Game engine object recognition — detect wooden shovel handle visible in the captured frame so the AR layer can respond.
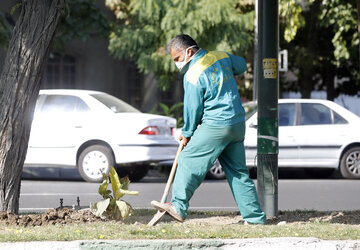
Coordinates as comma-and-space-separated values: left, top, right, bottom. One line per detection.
160, 141, 185, 203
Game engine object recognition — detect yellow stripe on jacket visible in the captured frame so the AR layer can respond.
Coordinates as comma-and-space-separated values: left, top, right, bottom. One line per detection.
186, 51, 229, 85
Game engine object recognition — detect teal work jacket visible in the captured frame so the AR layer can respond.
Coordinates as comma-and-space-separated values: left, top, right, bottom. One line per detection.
181, 49, 247, 138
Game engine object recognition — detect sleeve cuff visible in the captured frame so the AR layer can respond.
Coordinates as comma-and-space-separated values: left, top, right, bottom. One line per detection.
181, 130, 194, 138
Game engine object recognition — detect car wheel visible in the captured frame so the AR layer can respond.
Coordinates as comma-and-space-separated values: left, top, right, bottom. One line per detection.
340, 146, 360, 179
116, 165, 149, 182
78, 145, 114, 182
207, 160, 226, 179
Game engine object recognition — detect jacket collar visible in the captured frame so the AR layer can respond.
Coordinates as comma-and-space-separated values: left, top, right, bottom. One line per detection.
180, 49, 207, 75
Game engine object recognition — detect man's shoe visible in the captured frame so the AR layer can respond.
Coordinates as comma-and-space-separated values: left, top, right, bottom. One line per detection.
244, 220, 253, 225
151, 200, 184, 222
243, 220, 265, 225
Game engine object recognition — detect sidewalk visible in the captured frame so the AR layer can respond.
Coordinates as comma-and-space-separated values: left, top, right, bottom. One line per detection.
1, 238, 360, 250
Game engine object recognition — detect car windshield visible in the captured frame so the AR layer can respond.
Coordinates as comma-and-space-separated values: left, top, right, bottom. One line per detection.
91, 93, 140, 113
243, 102, 257, 121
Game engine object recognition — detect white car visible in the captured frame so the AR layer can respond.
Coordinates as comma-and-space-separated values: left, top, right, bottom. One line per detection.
24, 89, 178, 182
205, 99, 360, 179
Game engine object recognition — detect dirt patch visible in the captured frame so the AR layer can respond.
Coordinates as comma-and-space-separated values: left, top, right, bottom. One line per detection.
182, 210, 360, 226
0, 208, 359, 227
0, 208, 105, 227
270, 210, 360, 225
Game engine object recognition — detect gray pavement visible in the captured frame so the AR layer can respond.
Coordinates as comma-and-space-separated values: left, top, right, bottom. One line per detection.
20, 171, 360, 212
1, 238, 360, 250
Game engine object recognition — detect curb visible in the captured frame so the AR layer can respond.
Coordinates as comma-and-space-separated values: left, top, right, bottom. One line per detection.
1, 238, 360, 250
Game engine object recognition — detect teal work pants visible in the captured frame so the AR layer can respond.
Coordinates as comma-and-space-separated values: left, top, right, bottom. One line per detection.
171, 121, 266, 224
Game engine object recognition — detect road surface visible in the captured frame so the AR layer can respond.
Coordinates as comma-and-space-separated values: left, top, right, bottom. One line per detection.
19, 172, 360, 213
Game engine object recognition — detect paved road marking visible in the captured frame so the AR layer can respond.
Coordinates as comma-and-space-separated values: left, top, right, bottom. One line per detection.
20, 193, 97, 196
19, 206, 238, 212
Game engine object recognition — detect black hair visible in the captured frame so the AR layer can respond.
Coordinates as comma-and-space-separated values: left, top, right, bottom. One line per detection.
167, 34, 199, 54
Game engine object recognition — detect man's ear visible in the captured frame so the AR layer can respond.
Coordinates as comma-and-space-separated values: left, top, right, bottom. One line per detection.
188, 48, 196, 57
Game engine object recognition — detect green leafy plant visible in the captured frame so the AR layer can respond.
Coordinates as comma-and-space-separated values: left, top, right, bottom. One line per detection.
158, 102, 184, 128
0, 12, 13, 49
91, 166, 139, 220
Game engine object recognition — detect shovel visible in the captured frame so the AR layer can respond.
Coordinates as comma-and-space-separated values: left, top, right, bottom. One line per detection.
147, 141, 184, 226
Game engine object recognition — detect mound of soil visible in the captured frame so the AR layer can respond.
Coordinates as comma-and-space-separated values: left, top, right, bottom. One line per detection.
271, 210, 360, 225
0, 208, 104, 227
182, 210, 360, 226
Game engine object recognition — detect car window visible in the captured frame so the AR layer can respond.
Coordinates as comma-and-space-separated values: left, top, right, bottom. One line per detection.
75, 98, 90, 112
279, 103, 296, 126
243, 102, 257, 121
34, 95, 43, 112
41, 95, 89, 113
300, 103, 332, 125
91, 93, 140, 113
333, 111, 348, 124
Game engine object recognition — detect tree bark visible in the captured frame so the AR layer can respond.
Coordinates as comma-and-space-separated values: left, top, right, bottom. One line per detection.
325, 64, 335, 101
357, 0, 360, 73
0, 0, 64, 213
298, 1, 320, 99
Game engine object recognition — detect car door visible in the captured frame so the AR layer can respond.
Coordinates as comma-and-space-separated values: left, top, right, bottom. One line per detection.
244, 113, 258, 167
245, 103, 299, 167
26, 94, 90, 166
277, 103, 300, 166
295, 102, 347, 168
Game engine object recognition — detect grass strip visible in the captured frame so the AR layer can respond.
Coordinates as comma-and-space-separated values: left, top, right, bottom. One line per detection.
0, 209, 359, 242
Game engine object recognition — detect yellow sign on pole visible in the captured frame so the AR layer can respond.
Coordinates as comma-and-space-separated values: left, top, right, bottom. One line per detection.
263, 58, 277, 79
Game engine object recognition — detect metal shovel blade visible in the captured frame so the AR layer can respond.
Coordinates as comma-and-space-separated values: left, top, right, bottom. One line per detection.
147, 142, 184, 226
147, 210, 166, 226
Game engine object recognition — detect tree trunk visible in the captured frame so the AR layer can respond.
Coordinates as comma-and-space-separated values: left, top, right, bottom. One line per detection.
325, 65, 336, 101
299, 73, 312, 99
298, 1, 320, 99
357, 0, 360, 73
0, 0, 64, 213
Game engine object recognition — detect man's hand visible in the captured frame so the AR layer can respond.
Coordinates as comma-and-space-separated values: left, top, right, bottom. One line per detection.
179, 134, 191, 146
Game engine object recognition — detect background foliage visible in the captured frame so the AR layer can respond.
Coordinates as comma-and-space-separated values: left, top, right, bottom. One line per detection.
0, 11, 13, 49
0, 0, 110, 52
280, 0, 359, 99
106, 0, 359, 100
1, 0, 359, 100
54, 0, 110, 52
106, 0, 254, 90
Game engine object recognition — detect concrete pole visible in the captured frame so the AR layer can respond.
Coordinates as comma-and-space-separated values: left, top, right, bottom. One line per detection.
256, 0, 279, 218
253, 0, 258, 101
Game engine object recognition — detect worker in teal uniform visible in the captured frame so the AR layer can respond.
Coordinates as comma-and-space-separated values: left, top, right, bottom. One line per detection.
152, 34, 266, 224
